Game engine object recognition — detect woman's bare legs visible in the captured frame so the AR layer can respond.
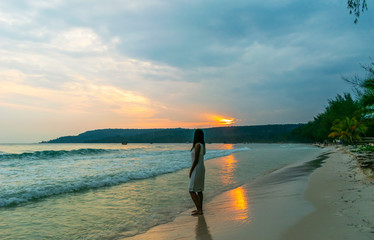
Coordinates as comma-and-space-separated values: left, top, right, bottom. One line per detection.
190, 191, 203, 215
198, 191, 203, 212
190, 192, 200, 210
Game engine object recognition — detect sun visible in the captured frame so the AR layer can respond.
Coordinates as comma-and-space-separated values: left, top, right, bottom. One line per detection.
209, 115, 236, 126
219, 118, 234, 125
205, 114, 237, 126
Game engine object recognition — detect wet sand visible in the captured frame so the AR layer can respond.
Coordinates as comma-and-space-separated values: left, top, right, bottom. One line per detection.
124, 147, 374, 240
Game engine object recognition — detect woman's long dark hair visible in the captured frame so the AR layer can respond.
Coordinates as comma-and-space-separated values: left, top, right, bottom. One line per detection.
191, 129, 206, 154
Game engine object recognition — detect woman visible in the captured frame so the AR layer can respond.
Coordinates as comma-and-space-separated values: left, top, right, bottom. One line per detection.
189, 129, 206, 216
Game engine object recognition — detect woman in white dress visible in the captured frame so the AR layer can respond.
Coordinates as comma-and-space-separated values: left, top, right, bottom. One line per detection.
189, 129, 206, 216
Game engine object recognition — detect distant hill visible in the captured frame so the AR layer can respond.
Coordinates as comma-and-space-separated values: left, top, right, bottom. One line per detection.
41, 124, 302, 143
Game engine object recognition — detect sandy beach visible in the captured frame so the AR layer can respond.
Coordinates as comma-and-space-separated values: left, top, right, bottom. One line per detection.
125, 146, 374, 240
282, 147, 374, 240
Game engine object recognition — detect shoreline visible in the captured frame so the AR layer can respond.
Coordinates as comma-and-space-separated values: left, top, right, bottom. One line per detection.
124, 146, 374, 240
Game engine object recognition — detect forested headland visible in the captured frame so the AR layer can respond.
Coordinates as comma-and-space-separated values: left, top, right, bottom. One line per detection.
42, 124, 301, 144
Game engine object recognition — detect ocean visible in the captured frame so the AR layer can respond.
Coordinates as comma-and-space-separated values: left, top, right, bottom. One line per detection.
0, 143, 324, 239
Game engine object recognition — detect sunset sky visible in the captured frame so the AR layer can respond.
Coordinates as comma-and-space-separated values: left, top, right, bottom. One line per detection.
0, 0, 373, 143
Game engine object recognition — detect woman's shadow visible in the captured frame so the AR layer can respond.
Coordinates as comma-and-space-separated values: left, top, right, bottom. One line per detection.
195, 215, 213, 240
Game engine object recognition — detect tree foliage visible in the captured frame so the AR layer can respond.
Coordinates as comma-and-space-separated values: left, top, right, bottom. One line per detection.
344, 60, 374, 115
359, 63, 374, 109
361, 78, 374, 107
290, 93, 363, 142
328, 117, 367, 144
348, 0, 368, 23
344, 60, 374, 97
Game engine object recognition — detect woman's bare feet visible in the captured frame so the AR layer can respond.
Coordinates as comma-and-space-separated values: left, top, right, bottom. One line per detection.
191, 210, 203, 216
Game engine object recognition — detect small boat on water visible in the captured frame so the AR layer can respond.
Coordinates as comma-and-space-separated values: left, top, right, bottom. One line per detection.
121, 141, 128, 145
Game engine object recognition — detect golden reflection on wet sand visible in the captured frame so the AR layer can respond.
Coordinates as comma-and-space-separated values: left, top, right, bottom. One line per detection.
219, 146, 251, 221
230, 186, 251, 222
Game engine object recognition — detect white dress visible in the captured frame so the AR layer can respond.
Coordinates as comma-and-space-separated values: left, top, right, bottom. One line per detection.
189, 143, 205, 192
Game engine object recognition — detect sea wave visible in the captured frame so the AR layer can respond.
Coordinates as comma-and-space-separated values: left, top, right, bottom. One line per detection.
0, 148, 120, 161
0, 147, 249, 207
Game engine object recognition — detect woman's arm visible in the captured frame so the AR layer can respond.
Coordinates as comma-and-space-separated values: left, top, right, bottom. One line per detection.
189, 143, 201, 178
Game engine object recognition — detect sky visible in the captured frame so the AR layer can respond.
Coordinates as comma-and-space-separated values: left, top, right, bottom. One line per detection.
0, 0, 373, 143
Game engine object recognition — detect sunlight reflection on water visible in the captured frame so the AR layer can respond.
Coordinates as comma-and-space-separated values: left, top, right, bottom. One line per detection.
221, 154, 237, 186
